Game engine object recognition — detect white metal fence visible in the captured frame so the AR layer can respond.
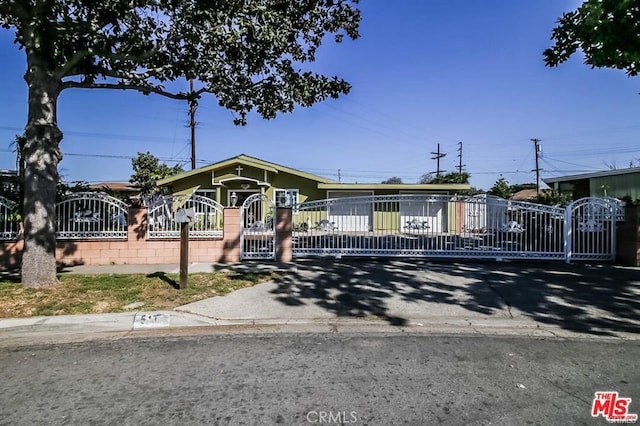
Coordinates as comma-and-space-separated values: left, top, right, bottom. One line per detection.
0, 195, 19, 241
240, 193, 276, 259
147, 194, 223, 239
55, 192, 129, 240
566, 197, 619, 261
292, 194, 621, 261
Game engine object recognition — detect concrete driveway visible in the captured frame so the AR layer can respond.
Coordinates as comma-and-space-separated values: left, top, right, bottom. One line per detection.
178, 258, 640, 339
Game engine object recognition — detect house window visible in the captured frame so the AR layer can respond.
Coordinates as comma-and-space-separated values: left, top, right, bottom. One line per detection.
195, 190, 216, 200
275, 189, 299, 211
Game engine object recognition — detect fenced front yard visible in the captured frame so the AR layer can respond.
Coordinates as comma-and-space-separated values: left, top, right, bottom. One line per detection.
0, 192, 635, 268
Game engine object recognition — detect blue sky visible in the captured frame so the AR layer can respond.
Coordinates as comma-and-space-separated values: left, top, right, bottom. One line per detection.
1, 0, 639, 190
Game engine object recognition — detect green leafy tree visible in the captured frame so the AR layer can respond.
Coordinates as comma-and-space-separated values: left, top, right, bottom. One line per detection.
488, 177, 512, 199
0, 0, 360, 286
430, 172, 470, 184
535, 190, 572, 207
418, 171, 470, 184
417, 173, 434, 184
509, 183, 537, 193
130, 152, 183, 196
381, 176, 403, 184
544, 0, 640, 76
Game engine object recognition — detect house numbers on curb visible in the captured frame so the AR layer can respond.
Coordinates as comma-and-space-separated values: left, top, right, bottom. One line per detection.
133, 313, 171, 330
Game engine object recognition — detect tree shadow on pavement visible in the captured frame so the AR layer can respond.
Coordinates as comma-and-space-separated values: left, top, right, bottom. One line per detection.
267, 258, 640, 336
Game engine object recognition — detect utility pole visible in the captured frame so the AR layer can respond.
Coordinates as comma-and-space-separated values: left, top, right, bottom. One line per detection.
531, 138, 542, 194
456, 141, 465, 174
338, 169, 341, 182
188, 79, 198, 170
431, 143, 446, 176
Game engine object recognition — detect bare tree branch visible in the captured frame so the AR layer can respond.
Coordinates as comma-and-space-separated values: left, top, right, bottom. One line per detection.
60, 80, 196, 100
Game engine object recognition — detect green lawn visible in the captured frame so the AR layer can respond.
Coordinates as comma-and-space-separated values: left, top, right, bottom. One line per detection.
0, 271, 276, 318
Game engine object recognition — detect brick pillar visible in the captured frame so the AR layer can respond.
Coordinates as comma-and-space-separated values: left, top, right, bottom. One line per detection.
222, 207, 241, 263
616, 204, 640, 266
275, 208, 293, 262
128, 207, 148, 241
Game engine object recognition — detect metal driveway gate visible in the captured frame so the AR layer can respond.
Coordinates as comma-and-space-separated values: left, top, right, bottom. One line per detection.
565, 197, 619, 262
240, 193, 276, 260
291, 194, 621, 262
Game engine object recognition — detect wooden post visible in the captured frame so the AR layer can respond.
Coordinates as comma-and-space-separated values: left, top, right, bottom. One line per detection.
180, 222, 189, 289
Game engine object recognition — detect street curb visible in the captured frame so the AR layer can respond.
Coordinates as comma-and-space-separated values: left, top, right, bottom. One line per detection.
1, 310, 639, 348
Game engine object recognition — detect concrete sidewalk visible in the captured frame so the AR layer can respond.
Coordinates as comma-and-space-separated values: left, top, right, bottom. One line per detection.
1, 259, 639, 346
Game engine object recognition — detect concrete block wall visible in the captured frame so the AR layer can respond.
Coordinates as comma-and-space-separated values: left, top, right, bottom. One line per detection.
1, 207, 246, 270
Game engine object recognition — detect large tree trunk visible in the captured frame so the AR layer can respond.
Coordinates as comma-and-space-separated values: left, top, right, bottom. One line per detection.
21, 55, 63, 287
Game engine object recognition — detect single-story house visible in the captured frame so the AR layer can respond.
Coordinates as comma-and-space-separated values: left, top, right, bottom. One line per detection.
157, 154, 471, 206
543, 167, 640, 201
156, 154, 471, 232
510, 189, 538, 202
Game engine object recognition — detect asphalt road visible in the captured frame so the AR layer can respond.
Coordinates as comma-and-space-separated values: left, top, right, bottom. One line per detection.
1, 333, 638, 425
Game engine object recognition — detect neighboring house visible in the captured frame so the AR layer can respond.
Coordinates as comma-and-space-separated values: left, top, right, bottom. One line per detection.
510, 189, 538, 202
157, 154, 471, 206
88, 182, 141, 200
0, 169, 19, 186
543, 168, 640, 201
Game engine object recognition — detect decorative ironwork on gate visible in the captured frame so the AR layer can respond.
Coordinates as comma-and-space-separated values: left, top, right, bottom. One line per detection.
56, 192, 129, 240
565, 197, 618, 261
147, 195, 223, 239
240, 193, 276, 260
0, 195, 19, 241
291, 194, 621, 262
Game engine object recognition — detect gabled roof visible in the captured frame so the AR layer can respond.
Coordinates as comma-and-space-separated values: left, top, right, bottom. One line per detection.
157, 154, 336, 186
543, 167, 640, 184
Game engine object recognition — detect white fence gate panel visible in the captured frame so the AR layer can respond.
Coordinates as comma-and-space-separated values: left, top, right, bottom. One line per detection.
0, 195, 19, 240
240, 193, 276, 260
292, 195, 618, 262
566, 197, 617, 261
147, 195, 223, 239
56, 192, 129, 240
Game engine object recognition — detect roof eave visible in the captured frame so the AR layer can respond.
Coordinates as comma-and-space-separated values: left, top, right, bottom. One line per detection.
317, 183, 471, 190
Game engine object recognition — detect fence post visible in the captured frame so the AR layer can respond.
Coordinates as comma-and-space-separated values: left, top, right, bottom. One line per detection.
564, 205, 572, 263
128, 206, 148, 241
222, 207, 241, 262
275, 207, 292, 262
